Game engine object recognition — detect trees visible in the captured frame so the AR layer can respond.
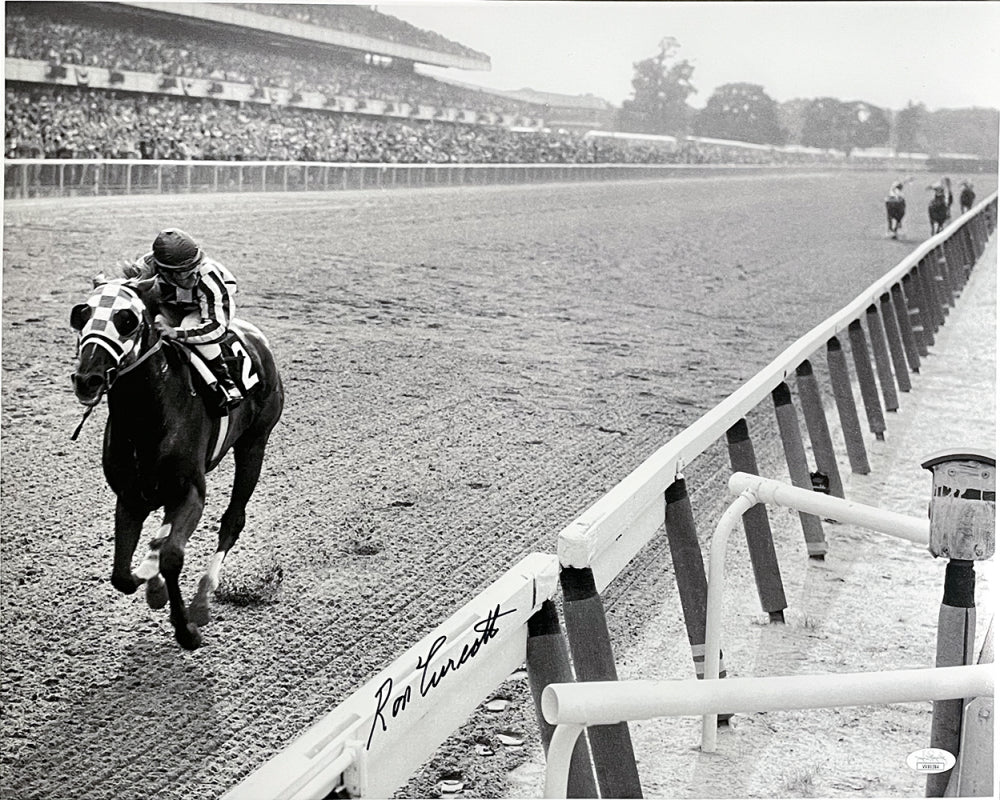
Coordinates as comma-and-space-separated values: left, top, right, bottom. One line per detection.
693, 82, 786, 145
847, 101, 891, 150
800, 97, 889, 154
895, 101, 926, 153
619, 37, 697, 136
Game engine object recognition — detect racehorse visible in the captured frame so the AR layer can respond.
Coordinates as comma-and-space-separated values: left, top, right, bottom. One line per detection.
960, 181, 976, 214
885, 184, 906, 239
70, 277, 284, 650
928, 185, 949, 235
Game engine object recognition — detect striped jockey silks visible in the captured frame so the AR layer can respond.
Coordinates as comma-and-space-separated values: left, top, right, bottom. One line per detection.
146, 255, 237, 346
78, 282, 145, 361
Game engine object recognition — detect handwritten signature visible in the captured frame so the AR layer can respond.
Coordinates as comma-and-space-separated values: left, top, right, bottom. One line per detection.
367, 602, 517, 749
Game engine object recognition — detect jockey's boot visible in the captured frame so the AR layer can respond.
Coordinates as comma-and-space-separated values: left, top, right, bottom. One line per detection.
206, 355, 242, 410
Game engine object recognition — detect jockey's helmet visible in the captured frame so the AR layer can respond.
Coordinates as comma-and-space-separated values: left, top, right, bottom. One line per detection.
152, 228, 203, 272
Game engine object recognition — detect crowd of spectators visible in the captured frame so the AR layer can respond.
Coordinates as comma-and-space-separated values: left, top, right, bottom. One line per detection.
235, 3, 489, 63
4, 7, 839, 168
5, 85, 797, 166
5, 6, 539, 117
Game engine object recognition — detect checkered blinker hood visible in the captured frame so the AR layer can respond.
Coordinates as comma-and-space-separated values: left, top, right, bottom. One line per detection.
71, 282, 147, 363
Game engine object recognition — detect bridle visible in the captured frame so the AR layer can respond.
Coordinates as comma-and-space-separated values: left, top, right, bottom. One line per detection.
71, 282, 163, 439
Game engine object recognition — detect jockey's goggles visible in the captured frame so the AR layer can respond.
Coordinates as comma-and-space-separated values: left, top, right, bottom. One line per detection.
153, 248, 203, 273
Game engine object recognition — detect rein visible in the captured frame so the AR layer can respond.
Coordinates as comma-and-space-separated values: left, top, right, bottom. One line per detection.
70, 337, 165, 441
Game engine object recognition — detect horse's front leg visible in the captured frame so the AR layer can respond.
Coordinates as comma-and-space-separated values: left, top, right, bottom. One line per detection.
160, 484, 206, 651
111, 500, 150, 595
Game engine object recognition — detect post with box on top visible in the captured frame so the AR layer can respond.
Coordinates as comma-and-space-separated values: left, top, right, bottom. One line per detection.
921, 448, 995, 797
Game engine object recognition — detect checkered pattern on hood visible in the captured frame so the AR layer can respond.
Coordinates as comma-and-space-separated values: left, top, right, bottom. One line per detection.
77, 282, 147, 362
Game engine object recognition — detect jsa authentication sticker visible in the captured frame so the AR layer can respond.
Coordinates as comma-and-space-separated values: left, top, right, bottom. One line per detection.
906, 748, 956, 774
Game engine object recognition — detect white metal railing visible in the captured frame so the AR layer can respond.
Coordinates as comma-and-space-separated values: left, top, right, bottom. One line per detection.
557, 193, 997, 592
2, 158, 856, 200
540, 664, 994, 798
702, 472, 930, 750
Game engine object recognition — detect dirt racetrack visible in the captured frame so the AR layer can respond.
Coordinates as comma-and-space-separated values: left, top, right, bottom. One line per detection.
3, 169, 995, 800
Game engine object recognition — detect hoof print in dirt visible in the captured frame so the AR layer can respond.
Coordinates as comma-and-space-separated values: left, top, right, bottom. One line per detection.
436, 770, 465, 797
214, 561, 284, 607
483, 696, 510, 713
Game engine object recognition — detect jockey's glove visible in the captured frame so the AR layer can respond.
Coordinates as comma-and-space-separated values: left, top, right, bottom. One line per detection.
154, 315, 183, 341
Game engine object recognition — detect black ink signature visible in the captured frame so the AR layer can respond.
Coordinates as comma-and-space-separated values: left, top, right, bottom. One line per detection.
366, 603, 517, 750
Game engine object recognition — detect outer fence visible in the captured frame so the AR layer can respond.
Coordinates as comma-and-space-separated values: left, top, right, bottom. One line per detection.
3, 158, 882, 200
542, 470, 994, 798
224, 192, 995, 798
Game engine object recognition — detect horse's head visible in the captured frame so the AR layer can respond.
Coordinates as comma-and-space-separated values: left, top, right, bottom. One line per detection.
70, 278, 160, 406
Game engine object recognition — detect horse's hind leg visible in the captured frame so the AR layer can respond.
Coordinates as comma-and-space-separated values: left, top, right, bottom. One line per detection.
188, 435, 273, 627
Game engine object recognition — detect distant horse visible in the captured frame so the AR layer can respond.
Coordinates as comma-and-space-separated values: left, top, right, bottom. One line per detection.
70, 278, 284, 650
960, 182, 976, 214
885, 185, 906, 238
928, 186, 949, 235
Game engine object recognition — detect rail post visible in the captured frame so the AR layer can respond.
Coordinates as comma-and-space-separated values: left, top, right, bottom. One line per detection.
726, 419, 787, 621
919, 255, 946, 332
559, 567, 643, 798
866, 304, 899, 412
771, 382, 828, 556
795, 359, 846, 498
935, 245, 956, 311
526, 600, 598, 798
880, 292, 912, 392
825, 338, 870, 474
913, 261, 939, 344
848, 319, 887, 440
903, 272, 931, 356
664, 477, 734, 695
921, 448, 996, 797
891, 281, 921, 372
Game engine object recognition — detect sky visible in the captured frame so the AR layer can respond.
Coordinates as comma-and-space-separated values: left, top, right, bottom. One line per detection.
378, 1, 1000, 112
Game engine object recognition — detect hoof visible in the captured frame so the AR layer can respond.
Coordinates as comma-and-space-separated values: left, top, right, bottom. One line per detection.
187, 594, 211, 628
174, 622, 203, 651
145, 576, 168, 610
112, 573, 141, 595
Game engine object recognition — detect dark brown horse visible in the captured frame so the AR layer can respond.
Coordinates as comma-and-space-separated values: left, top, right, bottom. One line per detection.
928, 186, 949, 235
70, 278, 284, 649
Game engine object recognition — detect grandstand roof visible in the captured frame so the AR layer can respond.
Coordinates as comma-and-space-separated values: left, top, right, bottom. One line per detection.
498, 88, 613, 110
113, 1, 492, 71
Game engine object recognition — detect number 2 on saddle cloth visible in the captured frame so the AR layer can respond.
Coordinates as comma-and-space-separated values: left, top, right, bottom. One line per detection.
173, 333, 261, 417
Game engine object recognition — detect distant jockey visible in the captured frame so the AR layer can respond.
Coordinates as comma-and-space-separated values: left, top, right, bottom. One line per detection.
124, 228, 243, 409
885, 180, 907, 238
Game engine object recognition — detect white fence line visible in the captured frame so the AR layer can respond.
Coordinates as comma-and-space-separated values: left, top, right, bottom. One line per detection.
557, 192, 997, 591
222, 552, 559, 800
540, 664, 994, 798
2, 157, 890, 200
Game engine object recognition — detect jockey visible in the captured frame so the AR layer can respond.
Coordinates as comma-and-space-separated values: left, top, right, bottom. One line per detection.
126, 228, 243, 409
884, 181, 906, 237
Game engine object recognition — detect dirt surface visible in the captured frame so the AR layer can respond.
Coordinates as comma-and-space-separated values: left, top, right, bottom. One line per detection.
2, 170, 995, 800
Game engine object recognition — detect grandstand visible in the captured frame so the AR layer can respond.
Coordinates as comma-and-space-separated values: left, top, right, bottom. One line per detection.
3, 2, 967, 170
